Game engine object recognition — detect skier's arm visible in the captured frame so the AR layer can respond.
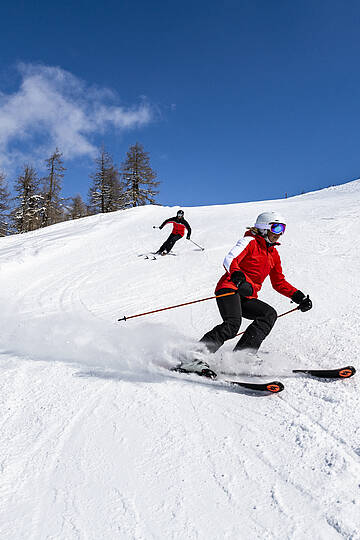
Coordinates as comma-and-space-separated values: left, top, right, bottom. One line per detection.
159, 217, 173, 230
183, 220, 192, 239
269, 252, 297, 298
224, 237, 257, 295
223, 237, 254, 273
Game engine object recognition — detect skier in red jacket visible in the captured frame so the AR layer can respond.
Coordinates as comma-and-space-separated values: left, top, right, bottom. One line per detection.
155, 210, 192, 255
179, 211, 312, 376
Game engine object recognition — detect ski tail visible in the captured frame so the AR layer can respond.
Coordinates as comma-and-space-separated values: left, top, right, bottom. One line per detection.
292, 365, 356, 379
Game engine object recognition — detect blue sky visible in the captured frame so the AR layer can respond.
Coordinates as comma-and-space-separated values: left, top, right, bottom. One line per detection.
1, 0, 360, 207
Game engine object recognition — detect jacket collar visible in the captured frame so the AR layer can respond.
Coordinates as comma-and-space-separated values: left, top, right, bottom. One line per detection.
244, 229, 280, 249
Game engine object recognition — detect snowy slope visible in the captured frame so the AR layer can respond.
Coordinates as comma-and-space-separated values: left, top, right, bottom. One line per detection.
1, 181, 360, 539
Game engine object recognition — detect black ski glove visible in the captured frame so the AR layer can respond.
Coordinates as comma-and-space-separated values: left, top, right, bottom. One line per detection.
238, 281, 253, 297
230, 271, 246, 288
291, 290, 313, 312
231, 271, 253, 296
186, 234, 191, 240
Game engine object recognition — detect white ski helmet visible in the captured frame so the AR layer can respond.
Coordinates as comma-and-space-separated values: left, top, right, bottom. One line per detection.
254, 211, 286, 234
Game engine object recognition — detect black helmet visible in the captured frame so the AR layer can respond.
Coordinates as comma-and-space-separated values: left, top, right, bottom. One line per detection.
177, 209, 184, 217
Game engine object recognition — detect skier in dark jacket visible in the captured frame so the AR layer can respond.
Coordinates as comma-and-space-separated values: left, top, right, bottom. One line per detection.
179, 211, 312, 376
155, 210, 192, 255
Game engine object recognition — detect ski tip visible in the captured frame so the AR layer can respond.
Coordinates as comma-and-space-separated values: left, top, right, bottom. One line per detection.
266, 381, 284, 393
292, 365, 356, 379
339, 366, 356, 378
228, 379, 285, 393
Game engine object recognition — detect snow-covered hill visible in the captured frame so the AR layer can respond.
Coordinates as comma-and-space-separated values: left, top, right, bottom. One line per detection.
1, 181, 360, 539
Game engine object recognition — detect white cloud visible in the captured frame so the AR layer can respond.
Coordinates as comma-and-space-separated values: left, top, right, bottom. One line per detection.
0, 63, 153, 170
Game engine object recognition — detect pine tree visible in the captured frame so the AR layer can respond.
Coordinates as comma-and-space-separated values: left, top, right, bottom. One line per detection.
0, 172, 10, 236
41, 148, 66, 227
88, 147, 124, 214
11, 165, 42, 233
67, 194, 88, 220
121, 142, 160, 207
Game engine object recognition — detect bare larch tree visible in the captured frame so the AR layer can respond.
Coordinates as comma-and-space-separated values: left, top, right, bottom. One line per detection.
88, 146, 124, 214
67, 194, 88, 220
41, 148, 66, 227
121, 142, 160, 207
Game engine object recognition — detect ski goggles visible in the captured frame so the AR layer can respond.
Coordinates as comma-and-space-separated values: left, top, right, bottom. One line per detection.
269, 222, 286, 234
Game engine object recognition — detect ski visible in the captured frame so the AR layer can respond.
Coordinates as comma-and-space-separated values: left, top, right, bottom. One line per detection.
137, 252, 176, 260
224, 379, 284, 393
171, 366, 284, 393
169, 363, 355, 395
292, 365, 356, 379
137, 253, 157, 260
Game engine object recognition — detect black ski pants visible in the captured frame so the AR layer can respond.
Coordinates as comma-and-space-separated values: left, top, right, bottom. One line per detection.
199, 288, 277, 354
158, 233, 182, 254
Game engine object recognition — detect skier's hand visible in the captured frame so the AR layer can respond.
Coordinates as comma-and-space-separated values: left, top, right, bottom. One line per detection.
186, 235, 191, 240
291, 290, 313, 312
230, 271, 246, 288
299, 295, 312, 312
238, 281, 253, 297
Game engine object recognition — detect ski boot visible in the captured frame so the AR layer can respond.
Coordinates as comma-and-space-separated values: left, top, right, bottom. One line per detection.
173, 359, 217, 379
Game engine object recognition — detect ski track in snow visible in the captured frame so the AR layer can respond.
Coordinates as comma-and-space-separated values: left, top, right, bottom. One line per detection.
1, 185, 360, 538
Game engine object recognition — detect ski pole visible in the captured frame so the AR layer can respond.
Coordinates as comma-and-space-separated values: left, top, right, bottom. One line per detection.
118, 291, 236, 322
189, 239, 205, 251
235, 306, 300, 336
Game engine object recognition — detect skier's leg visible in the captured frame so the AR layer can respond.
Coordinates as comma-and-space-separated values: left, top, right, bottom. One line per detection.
233, 298, 277, 353
177, 288, 240, 375
157, 233, 176, 254
199, 288, 241, 353
164, 234, 182, 253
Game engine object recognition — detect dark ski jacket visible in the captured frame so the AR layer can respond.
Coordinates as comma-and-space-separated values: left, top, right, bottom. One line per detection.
215, 230, 297, 299
159, 216, 191, 239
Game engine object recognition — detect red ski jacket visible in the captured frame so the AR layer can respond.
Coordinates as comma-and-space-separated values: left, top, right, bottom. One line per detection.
215, 230, 297, 299
159, 217, 191, 238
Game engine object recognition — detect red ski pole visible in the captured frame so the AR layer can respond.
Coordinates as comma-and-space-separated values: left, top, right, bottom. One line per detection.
118, 291, 236, 322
